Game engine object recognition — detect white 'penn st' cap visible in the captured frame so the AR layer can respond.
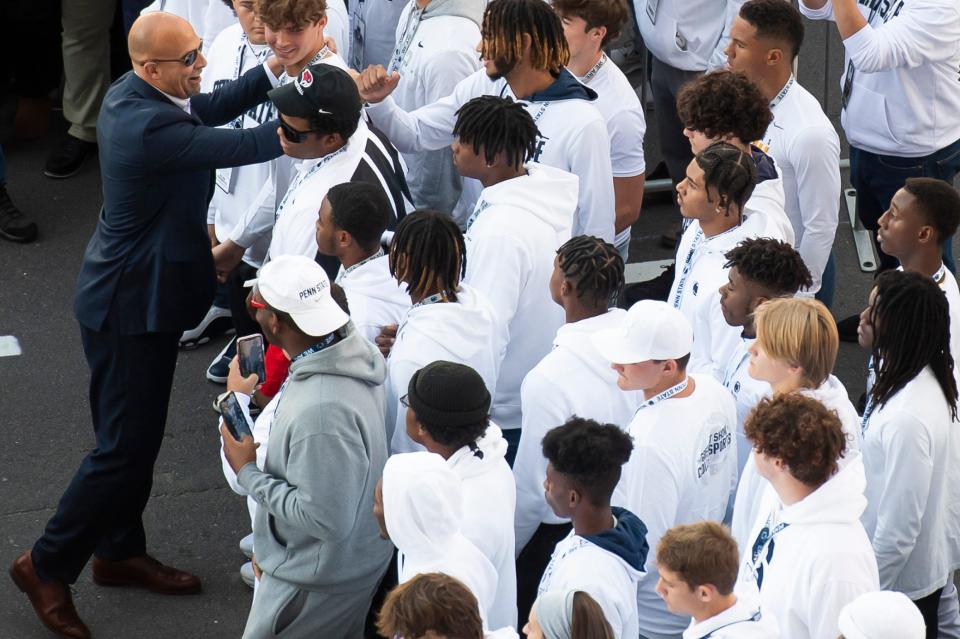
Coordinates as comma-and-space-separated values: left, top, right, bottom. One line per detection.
246, 255, 349, 337
591, 299, 693, 364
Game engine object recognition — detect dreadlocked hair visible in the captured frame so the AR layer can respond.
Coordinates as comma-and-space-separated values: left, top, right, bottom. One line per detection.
389, 210, 466, 302
453, 96, 541, 170
696, 141, 757, 218
556, 235, 624, 308
481, 0, 570, 74
869, 270, 958, 420
724, 237, 812, 295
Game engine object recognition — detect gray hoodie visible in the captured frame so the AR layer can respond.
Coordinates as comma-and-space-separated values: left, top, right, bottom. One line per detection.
237, 322, 392, 591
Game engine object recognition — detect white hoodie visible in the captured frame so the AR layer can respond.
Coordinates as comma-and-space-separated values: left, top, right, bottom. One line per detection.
383, 451, 498, 626
861, 366, 960, 599
388, 284, 505, 452
448, 424, 518, 629
800, 0, 960, 157
464, 163, 578, 431
731, 378, 863, 553
735, 453, 880, 639
336, 255, 411, 344
632, 0, 746, 71
514, 310, 642, 552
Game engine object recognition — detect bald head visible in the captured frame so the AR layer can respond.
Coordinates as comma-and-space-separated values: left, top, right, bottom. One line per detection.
129, 12, 198, 63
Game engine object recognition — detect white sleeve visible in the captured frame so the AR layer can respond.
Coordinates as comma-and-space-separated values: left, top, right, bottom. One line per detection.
870, 415, 935, 589
799, 0, 836, 21
789, 127, 841, 294
228, 174, 276, 249
708, 0, 749, 70
465, 231, 526, 339
842, 0, 960, 72
569, 118, 615, 242
514, 369, 569, 553
607, 108, 646, 178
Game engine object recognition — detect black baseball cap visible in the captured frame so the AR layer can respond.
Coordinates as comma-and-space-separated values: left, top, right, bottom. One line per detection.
268, 63, 362, 120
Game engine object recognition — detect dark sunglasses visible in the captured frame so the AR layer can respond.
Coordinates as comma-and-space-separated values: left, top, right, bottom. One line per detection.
279, 119, 323, 143
151, 41, 204, 66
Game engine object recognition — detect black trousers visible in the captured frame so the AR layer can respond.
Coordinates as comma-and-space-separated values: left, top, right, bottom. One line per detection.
515, 522, 573, 628
31, 321, 179, 584
914, 586, 944, 639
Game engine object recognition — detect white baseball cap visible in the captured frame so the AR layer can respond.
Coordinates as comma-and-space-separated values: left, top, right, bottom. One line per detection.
837, 591, 925, 639
591, 300, 693, 364
246, 255, 349, 337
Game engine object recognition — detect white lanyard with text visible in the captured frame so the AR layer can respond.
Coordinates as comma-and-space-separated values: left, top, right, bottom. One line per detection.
387, 6, 423, 73
336, 248, 384, 284
280, 45, 332, 86
634, 377, 689, 415
700, 610, 763, 639
769, 74, 794, 111
274, 145, 349, 221
230, 35, 271, 129
465, 200, 493, 232
580, 53, 607, 85
671, 227, 704, 309
399, 291, 451, 333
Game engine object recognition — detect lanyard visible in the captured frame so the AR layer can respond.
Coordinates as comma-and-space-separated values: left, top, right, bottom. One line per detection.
269, 332, 341, 430
229, 35, 271, 129
750, 511, 789, 589
336, 248, 384, 284
933, 263, 947, 285
671, 227, 704, 309
465, 200, 493, 232
634, 377, 689, 414
700, 610, 763, 639
531, 101, 550, 123
769, 75, 794, 110
387, 6, 423, 74
280, 45, 332, 86
580, 53, 607, 85
274, 145, 350, 221
411, 291, 452, 310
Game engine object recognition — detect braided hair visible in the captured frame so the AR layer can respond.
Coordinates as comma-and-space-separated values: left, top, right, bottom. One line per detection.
453, 96, 541, 170
389, 210, 466, 302
723, 237, 812, 295
556, 235, 624, 308
696, 142, 757, 219
481, 0, 570, 74
868, 270, 958, 419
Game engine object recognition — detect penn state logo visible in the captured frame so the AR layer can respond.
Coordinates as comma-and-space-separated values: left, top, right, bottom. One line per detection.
734, 381, 741, 393
692, 282, 699, 296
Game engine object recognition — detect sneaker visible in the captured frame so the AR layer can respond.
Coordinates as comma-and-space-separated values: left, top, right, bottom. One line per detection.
239, 561, 255, 589
836, 313, 861, 343
44, 135, 96, 179
179, 305, 233, 349
0, 185, 38, 243
239, 533, 254, 559
206, 337, 237, 384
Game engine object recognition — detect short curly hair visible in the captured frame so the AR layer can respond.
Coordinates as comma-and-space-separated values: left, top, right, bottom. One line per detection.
677, 70, 772, 143
542, 416, 633, 506
724, 238, 812, 296
551, 0, 630, 46
254, 0, 326, 29
377, 573, 484, 639
744, 394, 846, 488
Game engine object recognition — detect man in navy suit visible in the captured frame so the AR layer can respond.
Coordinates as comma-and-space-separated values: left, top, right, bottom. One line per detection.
8, 12, 297, 638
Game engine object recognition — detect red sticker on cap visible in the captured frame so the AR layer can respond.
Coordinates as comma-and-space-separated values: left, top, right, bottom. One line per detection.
300, 69, 313, 88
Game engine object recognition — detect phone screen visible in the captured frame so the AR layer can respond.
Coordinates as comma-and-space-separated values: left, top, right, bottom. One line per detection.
221, 391, 253, 442
237, 334, 267, 384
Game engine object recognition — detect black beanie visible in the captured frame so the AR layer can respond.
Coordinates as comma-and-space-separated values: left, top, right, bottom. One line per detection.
407, 360, 491, 427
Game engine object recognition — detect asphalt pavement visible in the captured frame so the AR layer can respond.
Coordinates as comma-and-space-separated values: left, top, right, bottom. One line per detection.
0, 17, 956, 639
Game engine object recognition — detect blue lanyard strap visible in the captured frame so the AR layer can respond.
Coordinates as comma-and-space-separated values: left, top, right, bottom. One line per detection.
750, 513, 789, 588
387, 6, 423, 74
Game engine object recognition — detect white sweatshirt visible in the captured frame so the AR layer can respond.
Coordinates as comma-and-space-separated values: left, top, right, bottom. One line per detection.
633, 0, 747, 71
514, 310, 642, 552
464, 163, 577, 431
800, 0, 960, 156
861, 366, 960, 598
713, 335, 771, 476
364, 67, 615, 239
734, 453, 880, 639
756, 79, 841, 295
387, 284, 505, 452
740, 173, 795, 246
383, 451, 498, 626
448, 425, 518, 629
537, 508, 649, 639
336, 255, 411, 344
349, 0, 410, 70
390, 2, 482, 213
730, 378, 863, 553
615, 374, 738, 637
683, 598, 780, 639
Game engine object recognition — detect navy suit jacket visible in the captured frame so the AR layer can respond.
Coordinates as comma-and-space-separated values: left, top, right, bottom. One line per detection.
75, 65, 283, 335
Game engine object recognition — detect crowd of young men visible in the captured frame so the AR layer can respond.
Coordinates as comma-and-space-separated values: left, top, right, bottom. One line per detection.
8, 0, 960, 637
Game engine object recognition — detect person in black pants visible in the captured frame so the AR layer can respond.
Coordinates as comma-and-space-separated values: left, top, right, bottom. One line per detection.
7, 13, 297, 639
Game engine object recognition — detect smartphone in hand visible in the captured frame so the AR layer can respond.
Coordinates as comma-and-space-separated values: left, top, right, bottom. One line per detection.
221, 391, 253, 441
237, 334, 267, 384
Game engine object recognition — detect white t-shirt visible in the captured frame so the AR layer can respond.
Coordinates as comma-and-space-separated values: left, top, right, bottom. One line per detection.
800, 0, 960, 156
615, 374, 738, 637
757, 78, 841, 295
683, 599, 780, 639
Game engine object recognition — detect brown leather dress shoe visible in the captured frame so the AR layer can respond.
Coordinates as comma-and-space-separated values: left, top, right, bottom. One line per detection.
9, 550, 91, 639
91, 555, 201, 595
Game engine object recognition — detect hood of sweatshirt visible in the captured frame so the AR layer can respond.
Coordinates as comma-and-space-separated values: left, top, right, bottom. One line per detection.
287, 322, 386, 387
781, 452, 868, 527
751, 146, 779, 184
383, 451, 464, 560
799, 375, 861, 454
447, 422, 508, 479
398, 283, 501, 365
422, 0, 485, 27
553, 309, 629, 379
524, 67, 598, 102
339, 255, 411, 307
581, 507, 649, 573
478, 163, 578, 237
